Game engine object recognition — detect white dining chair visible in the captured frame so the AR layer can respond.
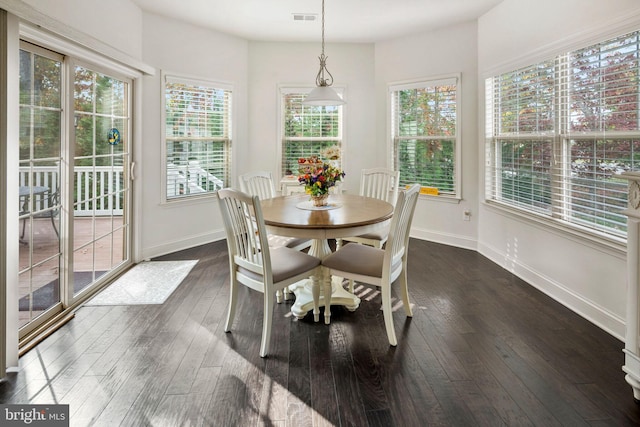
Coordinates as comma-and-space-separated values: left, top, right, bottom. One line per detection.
321, 183, 420, 346
336, 167, 400, 251
239, 171, 313, 302
217, 188, 321, 358
238, 170, 278, 200
336, 168, 400, 294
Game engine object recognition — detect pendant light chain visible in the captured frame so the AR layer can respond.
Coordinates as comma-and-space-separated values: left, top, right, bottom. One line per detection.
321, 0, 325, 57
316, 0, 334, 88
303, 0, 345, 105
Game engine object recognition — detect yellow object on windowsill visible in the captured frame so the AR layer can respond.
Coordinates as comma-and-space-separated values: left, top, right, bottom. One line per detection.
406, 185, 438, 196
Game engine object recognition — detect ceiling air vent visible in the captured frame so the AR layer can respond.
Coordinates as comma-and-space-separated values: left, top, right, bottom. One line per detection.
293, 13, 317, 22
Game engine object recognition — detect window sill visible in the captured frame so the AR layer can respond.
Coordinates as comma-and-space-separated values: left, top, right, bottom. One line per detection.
161, 192, 218, 206
420, 193, 461, 204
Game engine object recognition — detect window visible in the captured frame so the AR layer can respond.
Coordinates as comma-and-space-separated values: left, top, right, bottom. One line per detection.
280, 88, 342, 177
486, 30, 640, 239
390, 76, 460, 196
163, 74, 232, 200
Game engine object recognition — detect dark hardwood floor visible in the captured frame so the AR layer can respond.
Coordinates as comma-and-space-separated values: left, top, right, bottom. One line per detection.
2, 239, 640, 426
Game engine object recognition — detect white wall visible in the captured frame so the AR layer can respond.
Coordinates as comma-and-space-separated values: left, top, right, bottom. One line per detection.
246, 41, 375, 195
20, 0, 143, 59
375, 21, 480, 250
139, 12, 249, 259
478, 0, 640, 339
479, 0, 640, 76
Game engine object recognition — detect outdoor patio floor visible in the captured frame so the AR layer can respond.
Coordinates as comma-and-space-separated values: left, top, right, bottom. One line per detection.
18, 216, 125, 327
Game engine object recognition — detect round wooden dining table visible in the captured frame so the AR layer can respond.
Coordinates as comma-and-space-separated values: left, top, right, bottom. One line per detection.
261, 193, 394, 323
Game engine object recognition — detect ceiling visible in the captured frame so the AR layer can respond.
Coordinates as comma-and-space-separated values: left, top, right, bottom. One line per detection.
131, 0, 504, 43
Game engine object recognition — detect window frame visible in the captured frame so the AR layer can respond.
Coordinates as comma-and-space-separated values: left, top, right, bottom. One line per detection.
161, 71, 233, 203
485, 31, 640, 242
277, 85, 345, 181
389, 74, 462, 200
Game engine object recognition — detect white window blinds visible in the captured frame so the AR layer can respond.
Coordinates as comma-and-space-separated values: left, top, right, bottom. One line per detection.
486, 30, 640, 238
164, 75, 232, 200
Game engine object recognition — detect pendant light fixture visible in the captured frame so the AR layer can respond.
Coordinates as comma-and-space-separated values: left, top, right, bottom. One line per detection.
303, 0, 345, 106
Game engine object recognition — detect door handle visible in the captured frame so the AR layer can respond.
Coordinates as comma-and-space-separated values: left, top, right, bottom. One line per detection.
130, 161, 136, 180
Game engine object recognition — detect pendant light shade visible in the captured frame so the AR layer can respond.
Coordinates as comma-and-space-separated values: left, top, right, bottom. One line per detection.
304, 86, 345, 106
303, 0, 345, 106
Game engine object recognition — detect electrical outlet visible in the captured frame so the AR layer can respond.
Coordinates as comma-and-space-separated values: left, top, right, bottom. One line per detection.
463, 209, 471, 221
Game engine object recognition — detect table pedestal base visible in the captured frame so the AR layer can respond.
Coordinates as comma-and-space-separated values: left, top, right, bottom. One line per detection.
281, 238, 361, 322
289, 276, 360, 322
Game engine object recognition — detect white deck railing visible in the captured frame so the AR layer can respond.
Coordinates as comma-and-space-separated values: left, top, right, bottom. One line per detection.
21, 163, 224, 214
166, 161, 224, 197
19, 166, 124, 216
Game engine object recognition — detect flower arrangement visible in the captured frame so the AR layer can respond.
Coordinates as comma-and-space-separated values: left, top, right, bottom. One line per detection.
297, 151, 345, 200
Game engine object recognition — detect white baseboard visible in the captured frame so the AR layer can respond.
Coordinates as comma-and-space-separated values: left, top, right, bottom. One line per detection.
478, 241, 625, 341
411, 226, 478, 251
141, 229, 226, 261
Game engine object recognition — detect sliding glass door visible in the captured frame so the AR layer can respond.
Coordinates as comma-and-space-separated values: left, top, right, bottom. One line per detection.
17, 42, 133, 336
